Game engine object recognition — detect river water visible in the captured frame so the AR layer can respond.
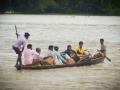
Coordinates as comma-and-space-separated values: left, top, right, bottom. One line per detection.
0, 15, 120, 90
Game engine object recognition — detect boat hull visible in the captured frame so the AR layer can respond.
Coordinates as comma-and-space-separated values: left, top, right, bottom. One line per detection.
15, 57, 105, 70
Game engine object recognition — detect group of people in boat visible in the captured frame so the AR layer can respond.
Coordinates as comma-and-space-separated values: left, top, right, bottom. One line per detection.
12, 32, 106, 67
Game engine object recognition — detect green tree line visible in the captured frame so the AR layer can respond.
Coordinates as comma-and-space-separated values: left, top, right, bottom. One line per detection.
0, 0, 120, 15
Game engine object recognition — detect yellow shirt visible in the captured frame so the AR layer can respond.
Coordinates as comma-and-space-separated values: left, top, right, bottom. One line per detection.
76, 47, 86, 55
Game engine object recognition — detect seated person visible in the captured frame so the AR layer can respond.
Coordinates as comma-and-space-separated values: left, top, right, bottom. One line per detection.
93, 38, 106, 58
64, 45, 80, 62
61, 52, 75, 64
53, 46, 64, 65
100, 38, 106, 56
23, 44, 35, 65
32, 48, 44, 65
40, 45, 55, 65
46, 45, 55, 57
76, 41, 86, 56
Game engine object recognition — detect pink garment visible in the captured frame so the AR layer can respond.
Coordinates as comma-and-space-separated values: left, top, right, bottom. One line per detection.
33, 52, 40, 60
33, 52, 44, 60
13, 34, 27, 49
23, 49, 34, 65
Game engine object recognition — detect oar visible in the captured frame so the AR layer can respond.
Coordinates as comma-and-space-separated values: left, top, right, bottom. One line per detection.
15, 25, 18, 38
105, 56, 111, 62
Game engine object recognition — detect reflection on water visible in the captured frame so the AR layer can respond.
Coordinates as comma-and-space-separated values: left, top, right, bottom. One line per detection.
0, 15, 120, 90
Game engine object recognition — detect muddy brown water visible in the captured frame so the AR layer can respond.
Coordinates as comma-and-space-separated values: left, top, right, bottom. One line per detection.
0, 15, 120, 90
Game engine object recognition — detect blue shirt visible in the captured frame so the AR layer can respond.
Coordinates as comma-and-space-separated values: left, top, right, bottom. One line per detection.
54, 51, 65, 62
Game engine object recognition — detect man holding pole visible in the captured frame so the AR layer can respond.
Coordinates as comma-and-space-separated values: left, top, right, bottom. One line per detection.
12, 26, 30, 67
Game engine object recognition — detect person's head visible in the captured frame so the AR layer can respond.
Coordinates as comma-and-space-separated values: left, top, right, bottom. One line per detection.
36, 48, 41, 53
100, 38, 104, 44
54, 46, 59, 51
79, 41, 83, 48
24, 32, 30, 39
67, 45, 72, 50
48, 45, 53, 51
27, 44, 32, 49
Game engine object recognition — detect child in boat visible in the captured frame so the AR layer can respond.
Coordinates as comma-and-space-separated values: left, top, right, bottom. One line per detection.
32, 48, 44, 65
76, 41, 86, 56
93, 38, 106, 58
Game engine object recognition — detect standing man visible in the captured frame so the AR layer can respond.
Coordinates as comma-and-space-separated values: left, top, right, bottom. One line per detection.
12, 32, 30, 66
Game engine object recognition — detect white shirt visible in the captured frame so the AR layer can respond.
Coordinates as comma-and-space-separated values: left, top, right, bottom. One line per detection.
101, 44, 106, 51
46, 50, 55, 57
13, 34, 27, 49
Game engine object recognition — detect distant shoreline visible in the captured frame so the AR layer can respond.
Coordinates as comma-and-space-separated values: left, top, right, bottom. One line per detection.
0, 13, 120, 16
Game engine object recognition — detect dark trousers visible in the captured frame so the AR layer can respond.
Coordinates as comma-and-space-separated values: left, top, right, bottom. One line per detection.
12, 46, 22, 66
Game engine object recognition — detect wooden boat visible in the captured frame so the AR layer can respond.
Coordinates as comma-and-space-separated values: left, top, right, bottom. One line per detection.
15, 56, 105, 70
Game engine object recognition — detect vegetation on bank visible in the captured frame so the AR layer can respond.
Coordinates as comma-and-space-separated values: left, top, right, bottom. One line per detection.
0, 0, 120, 15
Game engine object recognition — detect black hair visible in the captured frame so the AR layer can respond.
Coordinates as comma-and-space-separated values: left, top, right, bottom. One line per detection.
67, 45, 71, 48
100, 38, 104, 42
79, 41, 83, 44
48, 45, 53, 51
25, 32, 30, 37
54, 46, 59, 51
27, 44, 32, 49
36, 48, 41, 53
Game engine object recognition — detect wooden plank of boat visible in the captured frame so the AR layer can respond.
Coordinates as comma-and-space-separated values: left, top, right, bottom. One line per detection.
15, 56, 105, 70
